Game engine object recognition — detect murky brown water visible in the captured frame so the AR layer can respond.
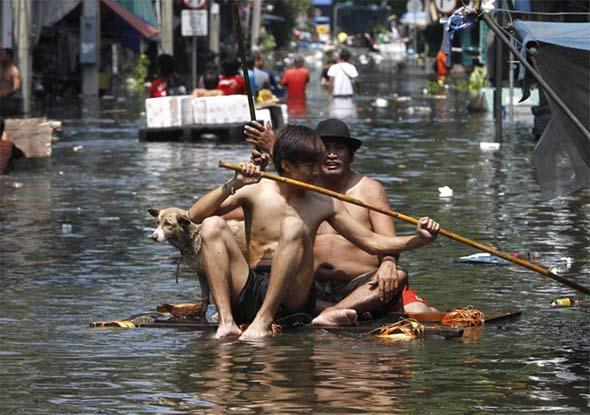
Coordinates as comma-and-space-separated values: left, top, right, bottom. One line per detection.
1, 61, 589, 414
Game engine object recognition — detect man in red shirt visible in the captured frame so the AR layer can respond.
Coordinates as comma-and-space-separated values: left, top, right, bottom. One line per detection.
281, 56, 309, 100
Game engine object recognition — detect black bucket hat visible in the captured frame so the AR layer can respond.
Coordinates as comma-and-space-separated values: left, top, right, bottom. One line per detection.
315, 119, 362, 152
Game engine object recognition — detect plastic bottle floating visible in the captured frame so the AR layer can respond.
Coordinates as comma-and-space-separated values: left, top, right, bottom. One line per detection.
551, 297, 580, 308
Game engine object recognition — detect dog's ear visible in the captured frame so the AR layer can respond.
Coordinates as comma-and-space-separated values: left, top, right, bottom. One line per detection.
177, 213, 192, 227
148, 208, 160, 218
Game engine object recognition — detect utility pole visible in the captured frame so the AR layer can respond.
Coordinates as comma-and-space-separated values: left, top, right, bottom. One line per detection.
209, 2, 220, 65
160, 0, 174, 55
251, 0, 262, 51
80, 0, 100, 112
493, 0, 503, 141
16, 0, 32, 115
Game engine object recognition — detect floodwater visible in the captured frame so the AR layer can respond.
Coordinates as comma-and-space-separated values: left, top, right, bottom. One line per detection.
1, 60, 589, 414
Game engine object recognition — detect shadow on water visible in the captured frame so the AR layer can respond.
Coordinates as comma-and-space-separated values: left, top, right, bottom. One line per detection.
0, 62, 588, 414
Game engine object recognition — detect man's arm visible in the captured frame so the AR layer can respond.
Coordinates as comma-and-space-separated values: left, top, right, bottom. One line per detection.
188, 162, 261, 224
328, 198, 439, 256
363, 180, 401, 301
11, 67, 21, 94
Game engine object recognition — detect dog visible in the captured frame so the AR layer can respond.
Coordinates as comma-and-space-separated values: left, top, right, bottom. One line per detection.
148, 207, 247, 316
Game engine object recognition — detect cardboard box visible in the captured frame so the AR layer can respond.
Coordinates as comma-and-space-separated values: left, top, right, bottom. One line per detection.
146, 96, 194, 128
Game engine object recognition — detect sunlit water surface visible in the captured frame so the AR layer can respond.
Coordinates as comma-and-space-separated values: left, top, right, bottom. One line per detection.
1, 62, 588, 414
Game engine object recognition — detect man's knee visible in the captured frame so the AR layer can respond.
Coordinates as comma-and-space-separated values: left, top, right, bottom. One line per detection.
200, 216, 227, 241
279, 217, 306, 243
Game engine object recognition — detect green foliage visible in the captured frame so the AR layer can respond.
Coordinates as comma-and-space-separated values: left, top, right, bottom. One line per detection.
123, 53, 149, 95
426, 81, 445, 95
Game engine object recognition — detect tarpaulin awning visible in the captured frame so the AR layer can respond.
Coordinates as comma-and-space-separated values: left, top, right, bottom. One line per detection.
101, 0, 159, 38
513, 19, 590, 199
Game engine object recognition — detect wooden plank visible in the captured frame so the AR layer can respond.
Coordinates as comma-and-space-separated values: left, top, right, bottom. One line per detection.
91, 313, 464, 339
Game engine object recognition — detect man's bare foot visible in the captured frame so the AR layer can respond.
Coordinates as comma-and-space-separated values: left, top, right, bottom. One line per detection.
239, 322, 273, 341
404, 301, 439, 313
215, 322, 241, 339
311, 308, 358, 326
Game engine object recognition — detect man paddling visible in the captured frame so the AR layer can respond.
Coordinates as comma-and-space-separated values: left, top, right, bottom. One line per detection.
311, 119, 437, 326
188, 125, 440, 340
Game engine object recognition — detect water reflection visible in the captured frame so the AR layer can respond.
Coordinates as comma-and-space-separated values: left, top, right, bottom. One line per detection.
329, 97, 357, 120
175, 333, 414, 414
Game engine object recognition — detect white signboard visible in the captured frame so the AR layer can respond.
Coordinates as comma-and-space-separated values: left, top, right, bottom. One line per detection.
434, 0, 457, 14
181, 9, 208, 36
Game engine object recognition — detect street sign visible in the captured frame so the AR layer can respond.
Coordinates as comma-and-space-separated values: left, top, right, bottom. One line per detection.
434, 0, 457, 14
181, 9, 208, 37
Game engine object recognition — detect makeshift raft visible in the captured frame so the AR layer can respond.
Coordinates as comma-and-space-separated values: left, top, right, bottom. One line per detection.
1, 117, 60, 174
90, 305, 520, 340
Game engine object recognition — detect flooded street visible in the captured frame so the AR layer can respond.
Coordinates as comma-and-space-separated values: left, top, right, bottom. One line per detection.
1, 63, 589, 414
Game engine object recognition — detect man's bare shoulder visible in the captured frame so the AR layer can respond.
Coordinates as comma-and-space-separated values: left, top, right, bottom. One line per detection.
352, 174, 386, 195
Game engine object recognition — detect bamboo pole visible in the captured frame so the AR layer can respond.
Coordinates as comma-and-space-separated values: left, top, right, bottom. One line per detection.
219, 161, 590, 295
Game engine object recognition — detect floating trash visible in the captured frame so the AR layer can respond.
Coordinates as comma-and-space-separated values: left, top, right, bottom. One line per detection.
550, 297, 580, 308
72, 145, 84, 152
480, 142, 501, 151
374, 98, 388, 108
438, 186, 453, 198
62, 223, 72, 234
9, 182, 22, 189
559, 257, 574, 270
455, 252, 512, 265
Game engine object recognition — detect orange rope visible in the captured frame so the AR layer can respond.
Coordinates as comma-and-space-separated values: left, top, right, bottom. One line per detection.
441, 306, 485, 327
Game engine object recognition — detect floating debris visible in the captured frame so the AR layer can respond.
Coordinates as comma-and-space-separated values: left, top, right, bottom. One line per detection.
551, 297, 579, 308
438, 185, 453, 198
480, 142, 500, 151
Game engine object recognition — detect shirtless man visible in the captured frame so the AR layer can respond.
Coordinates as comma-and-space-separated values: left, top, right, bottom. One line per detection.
188, 125, 440, 340
1, 49, 21, 98
312, 119, 437, 326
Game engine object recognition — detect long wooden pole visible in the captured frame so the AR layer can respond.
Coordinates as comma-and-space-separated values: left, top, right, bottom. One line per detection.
219, 161, 590, 295
231, 0, 256, 121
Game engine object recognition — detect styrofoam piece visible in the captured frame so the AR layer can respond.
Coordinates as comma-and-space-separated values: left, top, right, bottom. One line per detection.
438, 185, 453, 198
192, 95, 250, 125
146, 95, 194, 127
480, 142, 501, 151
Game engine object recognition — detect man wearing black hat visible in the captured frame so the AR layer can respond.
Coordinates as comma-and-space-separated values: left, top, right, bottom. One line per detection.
312, 119, 436, 325
244, 119, 437, 325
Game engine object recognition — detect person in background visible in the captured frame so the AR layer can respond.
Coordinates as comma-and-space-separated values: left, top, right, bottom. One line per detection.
0, 49, 22, 116
1, 49, 21, 98
435, 50, 449, 82
254, 52, 279, 94
327, 49, 358, 98
281, 56, 309, 101
281, 56, 310, 116
149, 54, 187, 98
253, 54, 270, 92
217, 59, 246, 96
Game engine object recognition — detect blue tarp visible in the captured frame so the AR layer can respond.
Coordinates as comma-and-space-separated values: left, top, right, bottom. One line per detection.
514, 20, 590, 52
513, 20, 590, 199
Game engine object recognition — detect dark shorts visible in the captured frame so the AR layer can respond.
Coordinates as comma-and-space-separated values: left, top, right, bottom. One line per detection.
314, 266, 428, 318
233, 267, 316, 325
